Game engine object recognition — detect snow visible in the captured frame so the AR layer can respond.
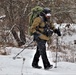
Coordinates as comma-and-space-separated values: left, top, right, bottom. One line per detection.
0, 22, 76, 75
0, 15, 6, 19
0, 47, 76, 75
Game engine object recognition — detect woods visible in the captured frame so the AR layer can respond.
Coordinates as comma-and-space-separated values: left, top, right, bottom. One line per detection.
0, 0, 76, 46
0, 0, 76, 65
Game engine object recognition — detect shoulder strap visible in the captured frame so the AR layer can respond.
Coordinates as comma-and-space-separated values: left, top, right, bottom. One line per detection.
38, 16, 44, 26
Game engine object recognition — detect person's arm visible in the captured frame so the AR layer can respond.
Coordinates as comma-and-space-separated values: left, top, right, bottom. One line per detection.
30, 17, 41, 34
30, 17, 42, 41
50, 22, 61, 36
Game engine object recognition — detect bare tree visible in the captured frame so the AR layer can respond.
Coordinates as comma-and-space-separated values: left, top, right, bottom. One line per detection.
0, 0, 27, 46
0, 0, 76, 47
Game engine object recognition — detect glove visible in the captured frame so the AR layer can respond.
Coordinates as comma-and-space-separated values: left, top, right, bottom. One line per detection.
44, 28, 53, 36
33, 32, 40, 41
48, 29, 53, 36
54, 28, 61, 36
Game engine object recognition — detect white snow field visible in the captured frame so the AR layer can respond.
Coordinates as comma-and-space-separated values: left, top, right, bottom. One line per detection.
0, 47, 76, 75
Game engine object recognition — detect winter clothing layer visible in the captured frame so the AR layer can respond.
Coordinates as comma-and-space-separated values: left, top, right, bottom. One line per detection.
30, 17, 55, 40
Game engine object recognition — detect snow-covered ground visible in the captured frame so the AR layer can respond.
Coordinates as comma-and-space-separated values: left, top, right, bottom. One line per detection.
0, 47, 76, 75
0, 23, 76, 75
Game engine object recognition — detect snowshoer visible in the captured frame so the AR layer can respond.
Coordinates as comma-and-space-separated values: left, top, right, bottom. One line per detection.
30, 7, 61, 70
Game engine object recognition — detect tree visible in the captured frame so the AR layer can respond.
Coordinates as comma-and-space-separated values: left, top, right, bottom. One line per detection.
0, 0, 27, 46
0, 0, 76, 46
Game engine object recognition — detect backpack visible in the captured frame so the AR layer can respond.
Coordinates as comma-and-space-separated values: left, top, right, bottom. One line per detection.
28, 6, 43, 35
29, 6, 43, 26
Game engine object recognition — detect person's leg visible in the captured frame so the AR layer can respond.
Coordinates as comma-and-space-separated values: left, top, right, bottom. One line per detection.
37, 39, 53, 69
32, 46, 42, 69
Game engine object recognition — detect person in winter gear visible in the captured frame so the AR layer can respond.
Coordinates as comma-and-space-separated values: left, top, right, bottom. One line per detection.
30, 7, 61, 69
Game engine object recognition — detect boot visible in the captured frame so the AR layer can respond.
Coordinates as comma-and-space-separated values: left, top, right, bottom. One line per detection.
32, 59, 42, 69
44, 65, 53, 70
32, 64, 42, 69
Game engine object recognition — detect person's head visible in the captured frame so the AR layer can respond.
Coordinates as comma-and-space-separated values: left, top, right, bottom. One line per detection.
42, 7, 51, 19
